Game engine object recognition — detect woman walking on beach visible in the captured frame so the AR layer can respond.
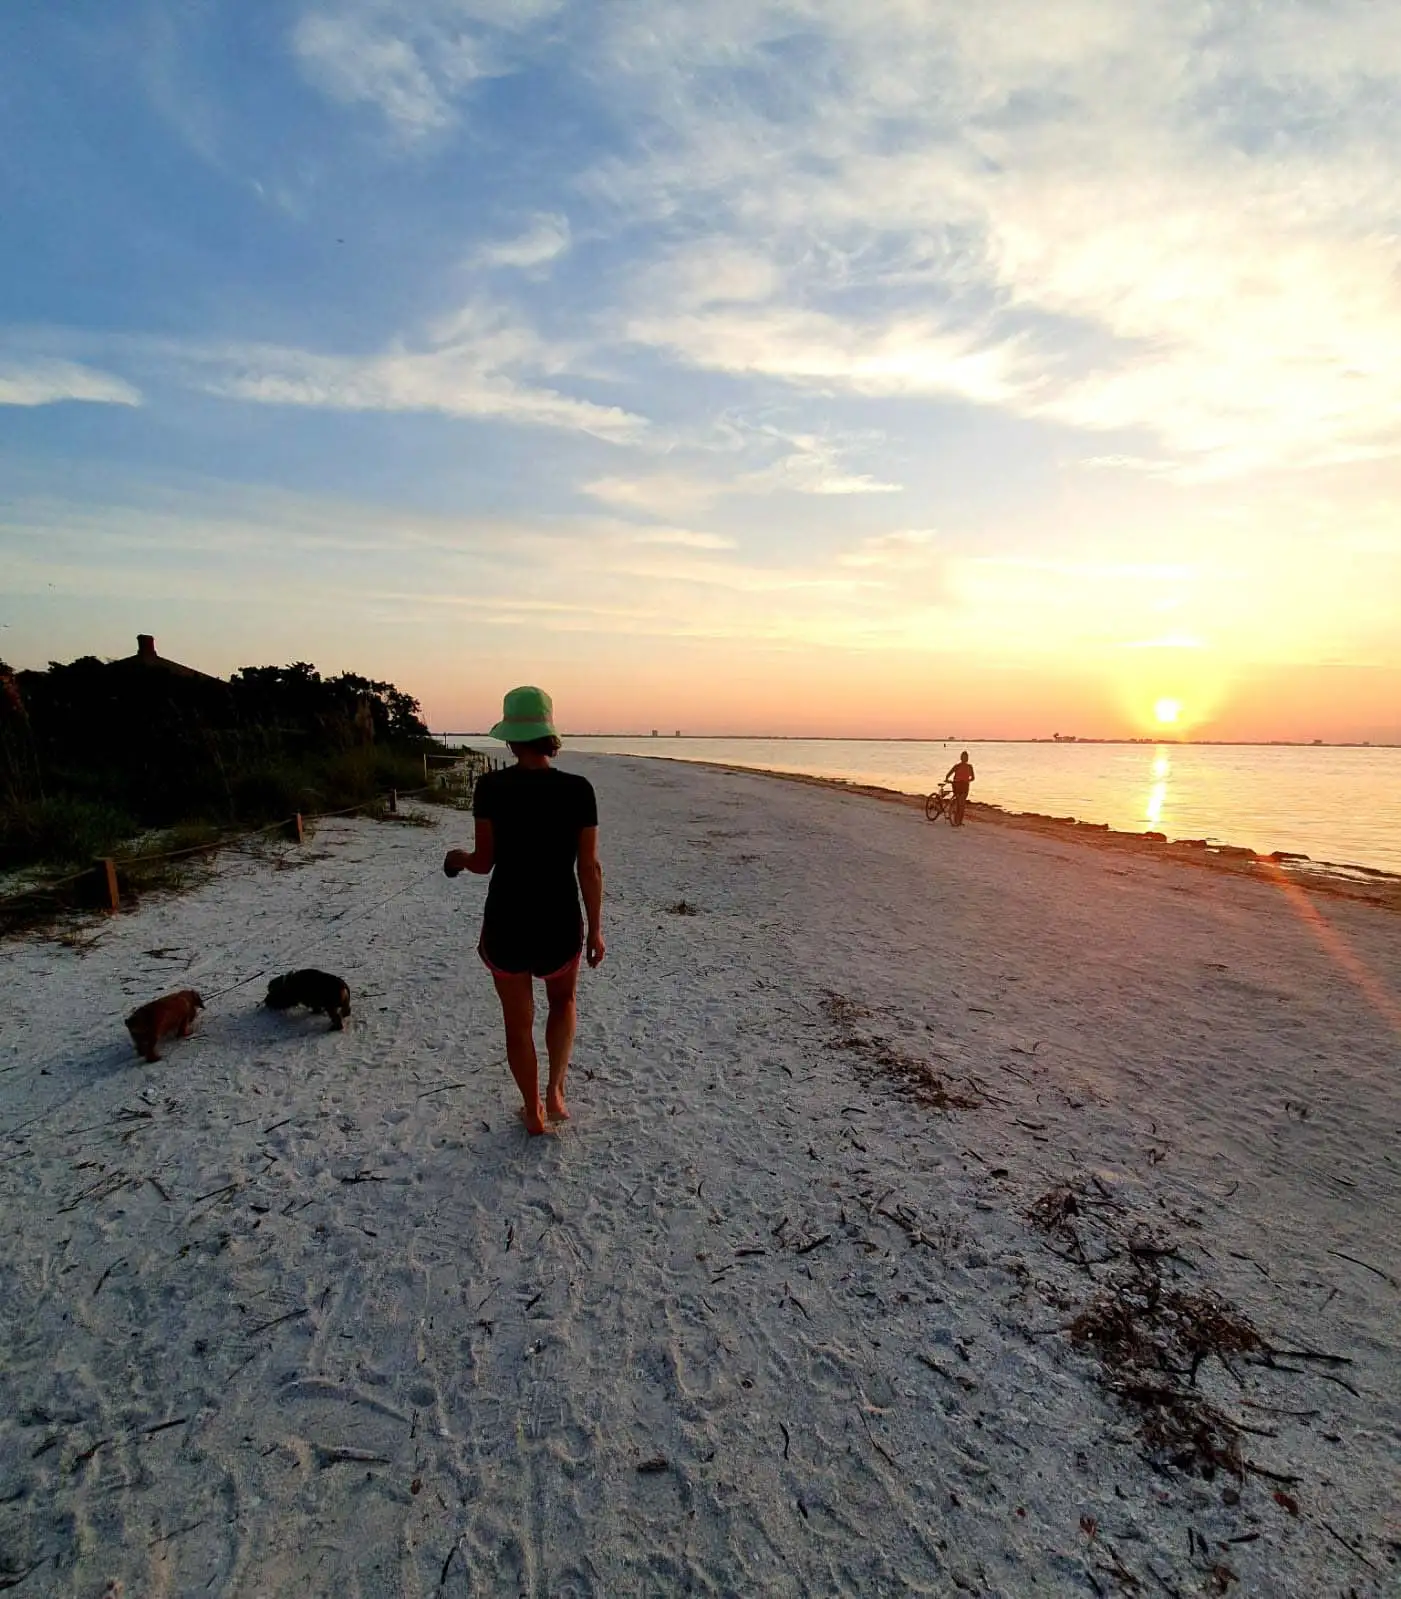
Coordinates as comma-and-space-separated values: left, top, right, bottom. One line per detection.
444, 687, 604, 1135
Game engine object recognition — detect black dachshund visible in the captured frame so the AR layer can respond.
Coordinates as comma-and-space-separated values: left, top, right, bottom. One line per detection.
265, 969, 351, 1031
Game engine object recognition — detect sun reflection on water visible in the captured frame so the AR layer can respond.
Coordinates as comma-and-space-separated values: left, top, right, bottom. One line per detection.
1145, 747, 1171, 828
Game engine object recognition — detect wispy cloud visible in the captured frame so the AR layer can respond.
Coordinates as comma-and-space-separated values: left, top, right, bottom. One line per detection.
7, 467, 1395, 685
582, 429, 902, 518
582, 474, 719, 518
35, 2, 1401, 479
0, 359, 140, 408
0, 479, 927, 655
291, 0, 562, 140
627, 304, 1033, 407
839, 529, 941, 571
736, 434, 902, 496
195, 341, 641, 440
626, 527, 735, 550
595, 1, 1401, 476
472, 214, 571, 273
294, 10, 465, 138
272, 2, 1401, 477
155, 300, 644, 442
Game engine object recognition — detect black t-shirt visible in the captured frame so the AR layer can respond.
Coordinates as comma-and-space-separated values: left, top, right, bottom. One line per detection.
473, 765, 598, 971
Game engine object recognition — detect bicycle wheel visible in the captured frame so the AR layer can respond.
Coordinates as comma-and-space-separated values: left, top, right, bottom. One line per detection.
925, 790, 947, 822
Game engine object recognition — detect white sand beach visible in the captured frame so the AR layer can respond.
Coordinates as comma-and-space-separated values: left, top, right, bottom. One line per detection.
1, 753, 1398, 1597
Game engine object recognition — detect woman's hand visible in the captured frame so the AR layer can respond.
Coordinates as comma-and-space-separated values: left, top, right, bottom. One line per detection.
443, 849, 469, 878
576, 828, 604, 965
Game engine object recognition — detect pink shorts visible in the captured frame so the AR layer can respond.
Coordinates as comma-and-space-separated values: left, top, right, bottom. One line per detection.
477, 942, 581, 983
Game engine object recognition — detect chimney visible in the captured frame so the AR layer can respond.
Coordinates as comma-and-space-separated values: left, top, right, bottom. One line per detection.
137, 634, 157, 661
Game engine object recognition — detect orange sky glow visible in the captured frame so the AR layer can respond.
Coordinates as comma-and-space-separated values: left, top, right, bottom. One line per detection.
5, 5, 1401, 746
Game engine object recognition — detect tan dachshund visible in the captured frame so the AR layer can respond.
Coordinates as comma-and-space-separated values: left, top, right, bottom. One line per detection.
125, 989, 204, 1062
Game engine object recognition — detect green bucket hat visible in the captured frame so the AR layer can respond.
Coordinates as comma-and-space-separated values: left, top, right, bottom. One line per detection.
489, 684, 557, 743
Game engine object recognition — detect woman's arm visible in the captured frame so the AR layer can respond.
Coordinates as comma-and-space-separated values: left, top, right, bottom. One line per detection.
577, 825, 605, 966
443, 817, 495, 876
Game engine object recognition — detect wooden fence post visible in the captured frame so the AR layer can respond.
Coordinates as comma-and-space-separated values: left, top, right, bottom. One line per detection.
389, 789, 397, 813
94, 857, 120, 913
289, 813, 304, 844
423, 752, 429, 784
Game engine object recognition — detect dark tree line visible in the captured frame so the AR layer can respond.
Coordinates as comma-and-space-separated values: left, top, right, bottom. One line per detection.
0, 653, 435, 866
226, 662, 430, 748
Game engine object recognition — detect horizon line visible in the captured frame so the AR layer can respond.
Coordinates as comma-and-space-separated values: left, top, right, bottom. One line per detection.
435, 732, 1399, 749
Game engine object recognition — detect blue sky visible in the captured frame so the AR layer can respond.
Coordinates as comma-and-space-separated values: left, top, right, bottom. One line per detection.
3, 1, 1400, 738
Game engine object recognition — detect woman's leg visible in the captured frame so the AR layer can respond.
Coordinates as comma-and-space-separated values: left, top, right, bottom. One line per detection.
543, 964, 579, 1121
492, 971, 548, 1134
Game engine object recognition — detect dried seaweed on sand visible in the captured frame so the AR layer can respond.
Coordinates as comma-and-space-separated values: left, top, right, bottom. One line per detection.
819, 991, 981, 1112
1069, 1278, 1264, 1477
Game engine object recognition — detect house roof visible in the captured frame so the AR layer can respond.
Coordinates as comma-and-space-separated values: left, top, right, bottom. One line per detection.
112, 634, 217, 681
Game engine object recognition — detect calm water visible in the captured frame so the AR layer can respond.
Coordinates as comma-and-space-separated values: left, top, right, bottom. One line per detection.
451, 737, 1401, 875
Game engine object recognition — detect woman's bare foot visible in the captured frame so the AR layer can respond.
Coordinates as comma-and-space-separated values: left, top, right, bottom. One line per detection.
546, 1092, 570, 1122
517, 1103, 553, 1136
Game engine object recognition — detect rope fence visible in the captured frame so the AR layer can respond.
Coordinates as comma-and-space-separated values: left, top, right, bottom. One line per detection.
0, 863, 97, 904
196, 864, 448, 1007
0, 746, 508, 921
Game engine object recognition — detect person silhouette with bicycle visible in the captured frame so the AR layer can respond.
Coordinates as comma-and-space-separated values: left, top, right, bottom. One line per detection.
945, 751, 975, 826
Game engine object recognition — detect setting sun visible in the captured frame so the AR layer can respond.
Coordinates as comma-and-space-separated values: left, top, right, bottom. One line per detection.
1154, 697, 1182, 725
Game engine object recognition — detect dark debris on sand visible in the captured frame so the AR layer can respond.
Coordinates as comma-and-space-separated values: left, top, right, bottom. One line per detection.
1069, 1278, 1263, 1478
1024, 1176, 1331, 1488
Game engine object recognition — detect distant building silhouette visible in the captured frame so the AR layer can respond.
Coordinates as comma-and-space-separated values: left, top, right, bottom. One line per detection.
113, 634, 216, 681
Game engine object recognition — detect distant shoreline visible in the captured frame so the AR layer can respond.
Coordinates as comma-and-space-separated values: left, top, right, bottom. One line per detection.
654, 755, 1401, 909
578, 750, 1401, 910
443, 735, 1401, 879
440, 733, 1399, 749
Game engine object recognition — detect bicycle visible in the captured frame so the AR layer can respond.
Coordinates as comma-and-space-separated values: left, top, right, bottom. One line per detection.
924, 782, 957, 824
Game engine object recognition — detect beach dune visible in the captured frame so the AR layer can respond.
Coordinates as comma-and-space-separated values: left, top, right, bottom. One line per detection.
1, 755, 1397, 1596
